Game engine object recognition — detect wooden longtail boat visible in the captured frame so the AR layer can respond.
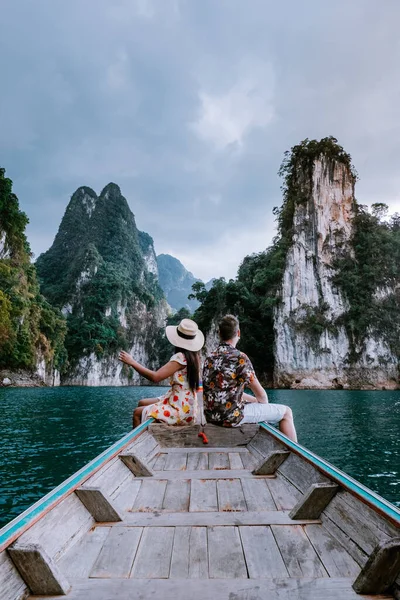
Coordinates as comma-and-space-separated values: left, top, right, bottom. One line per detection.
1, 418, 399, 600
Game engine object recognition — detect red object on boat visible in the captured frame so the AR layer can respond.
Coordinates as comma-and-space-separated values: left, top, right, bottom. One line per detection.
198, 432, 209, 444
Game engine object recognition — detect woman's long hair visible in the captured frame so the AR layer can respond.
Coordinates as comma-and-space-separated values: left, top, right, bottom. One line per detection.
175, 347, 200, 392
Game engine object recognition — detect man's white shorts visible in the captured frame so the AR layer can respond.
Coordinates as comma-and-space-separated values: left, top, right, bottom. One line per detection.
239, 402, 287, 425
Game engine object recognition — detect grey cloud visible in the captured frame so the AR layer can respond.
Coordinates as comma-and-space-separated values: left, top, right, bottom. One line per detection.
1, 0, 400, 280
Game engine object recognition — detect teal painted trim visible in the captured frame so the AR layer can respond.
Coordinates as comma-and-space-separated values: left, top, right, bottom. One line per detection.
259, 422, 400, 525
0, 418, 154, 550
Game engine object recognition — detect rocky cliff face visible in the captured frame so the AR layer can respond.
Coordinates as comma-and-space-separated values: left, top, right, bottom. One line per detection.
36, 183, 169, 386
157, 253, 201, 311
274, 154, 398, 389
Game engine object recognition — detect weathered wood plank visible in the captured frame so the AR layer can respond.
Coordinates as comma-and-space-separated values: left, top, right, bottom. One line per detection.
119, 454, 153, 477
84, 457, 131, 498
208, 526, 247, 578
253, 450, 290, 475
304, 524, 360, 578
209, 453, 230, 470
131, 527, 174, 578
241, 478, 277, 511
228, 452, 244, 470
165, 447, 248, 454
15, 492, 94, 561
75, 488, 122, 522
8, 543, 71, 595
164, 452, 188, 471
29, 577, 394, 600
186, 452, 201, 470
196, 453, 209, 470
149, 423, 259, 448
110, 478, 142, 513
289, 483, 339, 519
240, 450, 258, 471
271, 525, 329, 578
189, 479, 218, 512
335, 489, 399, 539
239, 526, 289, 578
126, 432, 159, 460
58, 527, 111, 580
248, 429, 286, 457
217, 479, 247, 512
152, 453, 167, 471
169, 527, 191, 578
319, 512, 368, 568
278, 452, 331, 493
162, 480, 190, 512
131, 479, 167, 512
0, 550, 28, 600
266, 475, 302, 510
352, 537, 400, 594
142, 469, 274, 479
113, 511, 321, 527
90, 527, 142, 578
188, 527, 208, 579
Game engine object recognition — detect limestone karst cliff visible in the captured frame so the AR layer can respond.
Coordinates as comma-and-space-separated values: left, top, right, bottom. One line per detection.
36, 183, 169, 386
157, 253, 201, 311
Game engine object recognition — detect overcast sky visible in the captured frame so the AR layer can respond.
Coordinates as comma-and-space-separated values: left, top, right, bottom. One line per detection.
1, 0, 400, 281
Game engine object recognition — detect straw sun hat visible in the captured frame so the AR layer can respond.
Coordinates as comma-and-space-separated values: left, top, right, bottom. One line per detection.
165, 318, 205, 352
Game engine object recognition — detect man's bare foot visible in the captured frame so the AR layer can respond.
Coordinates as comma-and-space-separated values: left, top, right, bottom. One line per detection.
119, 351, 134, 366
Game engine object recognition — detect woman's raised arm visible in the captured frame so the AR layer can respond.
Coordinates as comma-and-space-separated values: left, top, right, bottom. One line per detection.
119, 351, 181, 383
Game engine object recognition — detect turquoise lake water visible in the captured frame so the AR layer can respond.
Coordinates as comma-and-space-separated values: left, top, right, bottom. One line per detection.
0, 386, 399, 528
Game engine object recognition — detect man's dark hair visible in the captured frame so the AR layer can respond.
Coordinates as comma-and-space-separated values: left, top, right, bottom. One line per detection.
219, 314, 239, 341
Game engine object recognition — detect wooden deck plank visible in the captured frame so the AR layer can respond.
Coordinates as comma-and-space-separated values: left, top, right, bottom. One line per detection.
111, 511, 320, 527
0, 550, 28, 600
228, 453, 244, 470
169, 527, 191, 578
217, 479, 247, 512
271, 525, 329, 578
240, 451, 258, 471
111, 478, 142, 513
164, 452, 188, 471
162, 480, 190, 512
26, 577, 394, 600
131, 527, 174, 579
186, 452, 201, 470
208, 526, 247, 578
149, 423, 258, 448
131, 479, 167, 512
164, 447, 248, 454
188, 527, 208, 579
304, 524, 360, 578
58, 527, 110, 580
241, 478, 277, 511
189, 479, 218, 512
90, 527, 142, 578
209, 452, 230, 470
239, 526, 289, 578
278, 452, 330, 493
152, 453, 167, 471
142, 469, 274, 479
267, 475, 302, 510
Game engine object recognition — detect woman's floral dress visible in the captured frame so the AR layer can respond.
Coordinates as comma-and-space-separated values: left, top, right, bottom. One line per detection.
147, 352, 197, 425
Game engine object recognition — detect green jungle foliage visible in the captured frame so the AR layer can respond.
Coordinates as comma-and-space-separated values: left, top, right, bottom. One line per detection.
0, 168, 66, 371
192, 137, 396, 382
36, 183, 164, 365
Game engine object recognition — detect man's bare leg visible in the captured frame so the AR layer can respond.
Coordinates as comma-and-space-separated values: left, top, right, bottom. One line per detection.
279, 407, 297, 442
138, 398, 157, 407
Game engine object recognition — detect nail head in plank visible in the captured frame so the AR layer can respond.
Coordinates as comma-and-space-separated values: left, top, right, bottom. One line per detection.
8, 543, 71, 595
217, 479, 247, 512
304, 524, 360, 578
162, 480, 190, 512
121, 510, 320, 527
289, 483, 339, 520
239, 525, 289, 578
90, 527, 143, 579
352, 537, 400, 594
131, 479, 167, 512
119, 454, 153, 477
252, 450, 290, 475
131, 527, 174, 579
75, 488, 122, 522
271, 525, 329, 578
189, 479, 218, 512
208, 526, 247, 578
241, 478, 276, 511
29, 577, 395, 599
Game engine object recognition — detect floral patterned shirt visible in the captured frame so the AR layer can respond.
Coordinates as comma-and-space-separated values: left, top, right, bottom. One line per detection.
203, 343, 255, 427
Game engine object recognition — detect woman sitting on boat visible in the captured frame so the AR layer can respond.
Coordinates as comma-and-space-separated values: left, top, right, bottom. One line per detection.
119, 318, 204, 428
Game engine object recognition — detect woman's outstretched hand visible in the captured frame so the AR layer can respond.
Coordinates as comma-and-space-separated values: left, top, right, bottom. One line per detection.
119, 351, 134, 366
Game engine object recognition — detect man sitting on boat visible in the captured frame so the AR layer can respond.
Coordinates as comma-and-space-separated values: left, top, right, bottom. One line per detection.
203, 314, 297, 441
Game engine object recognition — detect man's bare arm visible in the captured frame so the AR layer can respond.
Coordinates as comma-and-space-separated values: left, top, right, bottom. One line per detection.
247, 377, 268, 404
